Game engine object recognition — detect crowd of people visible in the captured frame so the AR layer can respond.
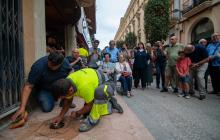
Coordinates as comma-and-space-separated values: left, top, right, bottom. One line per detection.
11, 32, 220, 132
157, 33, 220, 100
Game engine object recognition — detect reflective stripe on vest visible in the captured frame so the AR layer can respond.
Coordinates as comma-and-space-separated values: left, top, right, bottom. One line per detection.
104, 85, 109, 97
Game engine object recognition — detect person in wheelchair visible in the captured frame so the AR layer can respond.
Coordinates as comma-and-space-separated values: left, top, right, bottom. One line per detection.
98, 53, 115, 81
115, 54, 133, 97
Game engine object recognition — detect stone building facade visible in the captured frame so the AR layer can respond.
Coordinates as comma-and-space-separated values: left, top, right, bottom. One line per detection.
170, 0, 220, 44
114, 0, 149, 45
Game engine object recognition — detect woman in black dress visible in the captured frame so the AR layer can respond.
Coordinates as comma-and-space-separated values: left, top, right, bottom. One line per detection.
133, 42, 150, 89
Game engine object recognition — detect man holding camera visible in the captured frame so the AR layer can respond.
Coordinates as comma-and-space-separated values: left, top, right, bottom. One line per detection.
66, 48, 85, 71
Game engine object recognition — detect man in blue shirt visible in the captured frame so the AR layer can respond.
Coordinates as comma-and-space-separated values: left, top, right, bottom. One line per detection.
184, 44, 209, 100
207, 33, 220, 95
198, 39, 209, 91
105, 40, 120, 63
12, 52, 72, 121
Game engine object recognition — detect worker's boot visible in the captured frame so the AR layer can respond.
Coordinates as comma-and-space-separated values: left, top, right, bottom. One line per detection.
79, 122, 93, 132
79, 117, 98, 132
109, 97, 123, 114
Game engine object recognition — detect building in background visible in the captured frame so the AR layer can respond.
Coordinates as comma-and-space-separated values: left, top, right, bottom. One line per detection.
0, 0, 96, 121
114, 0, 149, 45
169, 0, 220, 44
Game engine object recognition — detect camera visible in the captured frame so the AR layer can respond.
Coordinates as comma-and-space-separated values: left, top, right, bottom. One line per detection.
136, 47, 140, 50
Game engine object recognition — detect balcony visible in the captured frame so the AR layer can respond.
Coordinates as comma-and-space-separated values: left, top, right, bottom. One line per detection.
170, 10, 180, 26
182, 0, 212, 18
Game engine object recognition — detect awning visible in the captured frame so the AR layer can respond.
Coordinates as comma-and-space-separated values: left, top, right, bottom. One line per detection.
45, 0, 81, 26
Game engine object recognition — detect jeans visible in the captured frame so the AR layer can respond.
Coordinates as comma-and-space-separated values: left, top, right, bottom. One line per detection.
37, 90, 55, 112
156, 63, 166, 88
119, 76, 132, 93
189, 63, 208, 95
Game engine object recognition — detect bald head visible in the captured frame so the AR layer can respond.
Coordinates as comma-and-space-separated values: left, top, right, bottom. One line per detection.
184, 44, 195, 54
72, 48, 79, 52
72, 48, 79, 58
170, 36, 178, 46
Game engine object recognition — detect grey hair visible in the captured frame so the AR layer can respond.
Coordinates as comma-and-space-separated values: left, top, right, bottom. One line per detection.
198, 38, 207, 44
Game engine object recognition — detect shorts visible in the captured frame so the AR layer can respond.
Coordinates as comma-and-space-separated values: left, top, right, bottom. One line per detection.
179, 75, 190, 83
166, 65, 177, 77
165, 65, 178, 87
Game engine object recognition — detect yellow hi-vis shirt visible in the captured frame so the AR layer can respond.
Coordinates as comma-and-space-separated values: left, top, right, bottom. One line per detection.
79, 48, 89, 57
66, 68, 99, 103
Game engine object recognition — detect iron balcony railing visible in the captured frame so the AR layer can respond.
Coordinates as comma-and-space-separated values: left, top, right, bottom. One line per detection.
182, 0, 212, 14
170, 10, 180, 21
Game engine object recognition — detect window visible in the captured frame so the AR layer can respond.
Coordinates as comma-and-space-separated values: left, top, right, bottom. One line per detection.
191, 18, 214, 44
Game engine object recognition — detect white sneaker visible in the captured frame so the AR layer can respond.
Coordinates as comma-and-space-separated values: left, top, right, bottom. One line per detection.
185, 95, 190, 99
177, 93, 184, 97
129, 91, 134, 96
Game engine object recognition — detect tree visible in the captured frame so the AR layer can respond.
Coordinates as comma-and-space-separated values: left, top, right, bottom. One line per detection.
116, 40, 125, 49
125, 32, 137, 49
144, 0, 170, 44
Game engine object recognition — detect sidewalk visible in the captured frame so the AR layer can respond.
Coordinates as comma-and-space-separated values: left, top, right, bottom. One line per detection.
0, 96, 154, 140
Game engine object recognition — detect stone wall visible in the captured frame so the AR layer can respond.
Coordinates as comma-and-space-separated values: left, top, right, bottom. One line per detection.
22, 0, 46, 77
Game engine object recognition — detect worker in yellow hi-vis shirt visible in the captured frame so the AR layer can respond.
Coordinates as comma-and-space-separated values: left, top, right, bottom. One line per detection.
51, 68, 123, 132
78, 47, 89, 58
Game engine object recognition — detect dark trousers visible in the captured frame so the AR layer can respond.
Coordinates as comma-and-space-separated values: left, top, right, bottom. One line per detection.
119, 76, 132, 93
156, 63, 166, 88
133, 68, 146, 88
209, 66, 220, 92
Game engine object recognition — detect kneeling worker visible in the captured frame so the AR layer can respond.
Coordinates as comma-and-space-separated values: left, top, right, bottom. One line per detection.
51, 68, 123, 132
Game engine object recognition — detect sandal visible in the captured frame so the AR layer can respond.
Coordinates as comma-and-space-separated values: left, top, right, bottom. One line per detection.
10, 111, 28, 129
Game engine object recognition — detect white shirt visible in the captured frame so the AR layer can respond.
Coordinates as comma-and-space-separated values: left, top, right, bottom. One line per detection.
115, 61, 132, 80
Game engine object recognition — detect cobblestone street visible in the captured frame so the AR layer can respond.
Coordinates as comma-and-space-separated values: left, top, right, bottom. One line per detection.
123, 85, 220, 140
